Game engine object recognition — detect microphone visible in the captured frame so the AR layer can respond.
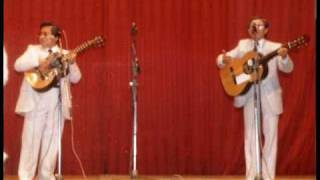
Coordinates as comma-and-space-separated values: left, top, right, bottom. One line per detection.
251, 23, 257, 34
131, 22, 138, 36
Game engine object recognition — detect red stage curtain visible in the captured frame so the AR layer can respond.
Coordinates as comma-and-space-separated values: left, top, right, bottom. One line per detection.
4, 0, 315, 175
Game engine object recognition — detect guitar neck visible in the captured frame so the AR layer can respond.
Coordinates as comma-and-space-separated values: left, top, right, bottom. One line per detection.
259, 43, 291, 65
258, 34, 310, 64
61, 36, 104, 60
71, 41, 94, 55
259, 49, 279, 64
63, 40, 96, 60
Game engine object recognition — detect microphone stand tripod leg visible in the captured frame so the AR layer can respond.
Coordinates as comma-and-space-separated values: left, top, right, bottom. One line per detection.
55, 174, 64, 180
131, 169, 138, 179
254, 176, 263, 180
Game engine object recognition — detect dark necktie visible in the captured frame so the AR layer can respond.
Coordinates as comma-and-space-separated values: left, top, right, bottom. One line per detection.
253, 41, 259, 52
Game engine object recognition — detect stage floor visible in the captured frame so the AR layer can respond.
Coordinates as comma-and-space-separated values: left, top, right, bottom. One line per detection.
3, 175, 316, 180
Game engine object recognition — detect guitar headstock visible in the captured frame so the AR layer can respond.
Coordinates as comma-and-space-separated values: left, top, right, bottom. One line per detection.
90, 35, 105, 48
287, 34, 310, 50
71, 35, 106, 55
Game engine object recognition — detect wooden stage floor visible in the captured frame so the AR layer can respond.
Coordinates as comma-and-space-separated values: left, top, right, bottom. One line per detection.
3, 175, 316, 180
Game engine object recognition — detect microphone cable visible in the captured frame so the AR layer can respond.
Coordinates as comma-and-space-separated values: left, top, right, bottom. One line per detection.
70, 118, 88, 179
61, 29, 88, 179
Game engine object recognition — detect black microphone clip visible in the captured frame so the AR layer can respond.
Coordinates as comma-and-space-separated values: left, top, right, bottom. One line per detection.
131, 22, 138, 36
134, 57, 141, 74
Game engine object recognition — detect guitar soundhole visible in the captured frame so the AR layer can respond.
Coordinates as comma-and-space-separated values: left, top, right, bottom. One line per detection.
243, 62, 253, 74
49, 55, 63, 69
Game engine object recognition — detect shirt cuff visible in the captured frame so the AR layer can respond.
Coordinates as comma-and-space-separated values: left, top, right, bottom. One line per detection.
280, 57, 289, 65
217, 54, 225, 66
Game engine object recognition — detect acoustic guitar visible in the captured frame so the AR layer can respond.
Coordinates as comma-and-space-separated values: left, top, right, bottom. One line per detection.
219, 35, 309, 97
25, 36, 105, 91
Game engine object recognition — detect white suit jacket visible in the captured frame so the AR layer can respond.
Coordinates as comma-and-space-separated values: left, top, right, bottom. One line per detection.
217, 38, 294, 115
14, 45, 82, 120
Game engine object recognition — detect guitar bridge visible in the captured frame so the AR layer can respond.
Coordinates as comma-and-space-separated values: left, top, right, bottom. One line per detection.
230, 67, 237, 85
230, 63, 251, 85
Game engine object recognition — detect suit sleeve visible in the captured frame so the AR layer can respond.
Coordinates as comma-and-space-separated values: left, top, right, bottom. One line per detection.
216, 41, 241, 69
14, 45, 40, 72
277, 54, 294, 73
68, 62, 82, 84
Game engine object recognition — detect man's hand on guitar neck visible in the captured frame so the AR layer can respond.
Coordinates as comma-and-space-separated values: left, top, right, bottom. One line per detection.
278, 47, 288, 59
67, 52, 77, 64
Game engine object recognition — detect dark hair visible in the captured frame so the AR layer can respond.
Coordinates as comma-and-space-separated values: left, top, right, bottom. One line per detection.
248, 16, 270, 29
40, 21, 62, 38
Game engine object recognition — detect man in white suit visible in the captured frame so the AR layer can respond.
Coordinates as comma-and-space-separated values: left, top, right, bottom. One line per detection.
3, 46, 9, 164
216, 17, 294, 180
15, 22, 82, 180
4, 46, 8, 86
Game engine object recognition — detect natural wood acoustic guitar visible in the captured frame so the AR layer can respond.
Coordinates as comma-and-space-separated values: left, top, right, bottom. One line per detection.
219, 35, 309, 97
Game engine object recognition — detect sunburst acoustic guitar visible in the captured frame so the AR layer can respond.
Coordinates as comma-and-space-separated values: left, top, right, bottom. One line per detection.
25, 36, 105, 91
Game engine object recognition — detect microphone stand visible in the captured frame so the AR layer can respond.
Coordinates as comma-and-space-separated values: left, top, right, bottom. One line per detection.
55, 44, 68, 180
129, 22, 140, 179
252, 39, 263, 180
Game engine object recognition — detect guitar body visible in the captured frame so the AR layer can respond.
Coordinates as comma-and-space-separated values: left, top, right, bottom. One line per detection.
219, 51, 268, 97
25, 69, 59, 91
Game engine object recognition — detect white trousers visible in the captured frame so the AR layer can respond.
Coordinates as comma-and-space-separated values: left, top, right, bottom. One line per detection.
243, 95, 279, 180
18, 89, 64, 180
3, 152, 8, 162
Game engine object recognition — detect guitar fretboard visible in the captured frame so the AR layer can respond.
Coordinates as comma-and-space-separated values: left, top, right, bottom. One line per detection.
62, 36, 104, 61
259, 35, 308, 65
259, 48, 281, 65
72, 40, 96, 54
